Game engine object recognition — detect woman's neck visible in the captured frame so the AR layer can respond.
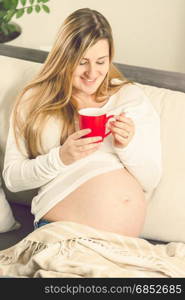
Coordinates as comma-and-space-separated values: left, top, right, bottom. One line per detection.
72, 93, 108, 110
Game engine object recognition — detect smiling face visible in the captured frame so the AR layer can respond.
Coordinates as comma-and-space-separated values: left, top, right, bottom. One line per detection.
72, 39, 110, 100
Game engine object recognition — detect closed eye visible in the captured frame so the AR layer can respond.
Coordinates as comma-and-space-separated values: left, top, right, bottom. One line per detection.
79, 61, 105, 66
79, 61, 87, 65
96, 61, 105, 65
79, 60, 105, 66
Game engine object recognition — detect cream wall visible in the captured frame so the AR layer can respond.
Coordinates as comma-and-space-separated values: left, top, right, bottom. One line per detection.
10, 0, 185, 73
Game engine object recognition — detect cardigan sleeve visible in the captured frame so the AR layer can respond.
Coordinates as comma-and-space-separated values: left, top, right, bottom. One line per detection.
113, 84, 162, 192
3, 115, 70, 193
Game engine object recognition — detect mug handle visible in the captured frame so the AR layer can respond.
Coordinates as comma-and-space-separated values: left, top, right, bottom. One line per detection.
104, 115, 115, 137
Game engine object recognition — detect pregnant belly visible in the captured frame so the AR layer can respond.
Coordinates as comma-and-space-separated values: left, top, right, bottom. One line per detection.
43, 168, 147, 237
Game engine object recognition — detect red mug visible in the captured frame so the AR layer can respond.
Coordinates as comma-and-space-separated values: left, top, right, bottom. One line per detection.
78, 108, 114, 142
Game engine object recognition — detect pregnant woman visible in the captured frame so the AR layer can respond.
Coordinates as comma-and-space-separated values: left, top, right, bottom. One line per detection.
3, 8, 162, 238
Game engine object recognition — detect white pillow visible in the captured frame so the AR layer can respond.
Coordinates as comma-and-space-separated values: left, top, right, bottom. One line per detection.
0, 56, 41, 166
139, 83, 185, 243
0, 56, 41, 221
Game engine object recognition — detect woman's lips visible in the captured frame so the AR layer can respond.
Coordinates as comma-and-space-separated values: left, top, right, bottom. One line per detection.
81, 77, 97, 86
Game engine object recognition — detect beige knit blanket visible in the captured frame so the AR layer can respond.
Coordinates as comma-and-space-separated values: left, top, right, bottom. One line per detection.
0, 221, 185, 278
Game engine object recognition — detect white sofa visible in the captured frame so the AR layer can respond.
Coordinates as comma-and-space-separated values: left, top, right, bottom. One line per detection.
0, 44, 185, 250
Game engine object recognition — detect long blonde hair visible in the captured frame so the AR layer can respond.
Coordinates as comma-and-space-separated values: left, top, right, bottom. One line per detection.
13, 8, 131, 158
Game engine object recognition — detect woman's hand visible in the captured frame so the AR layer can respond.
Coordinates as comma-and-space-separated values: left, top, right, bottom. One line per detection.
109, 113, 135, 148
59, 129, 102, 165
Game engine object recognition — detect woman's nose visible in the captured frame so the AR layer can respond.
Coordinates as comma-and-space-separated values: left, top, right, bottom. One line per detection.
84, 64, 97, 79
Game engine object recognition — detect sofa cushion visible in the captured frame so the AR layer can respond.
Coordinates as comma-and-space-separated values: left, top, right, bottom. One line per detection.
139, 83, 185, 243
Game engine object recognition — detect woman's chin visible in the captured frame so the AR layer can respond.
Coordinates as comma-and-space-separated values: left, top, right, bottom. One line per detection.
73, 84, 100, 97
82, 85, 99, 95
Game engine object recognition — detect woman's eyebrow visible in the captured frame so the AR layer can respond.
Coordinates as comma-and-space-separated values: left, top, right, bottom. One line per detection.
97, 55, 109, 60
81, 55, 109, 60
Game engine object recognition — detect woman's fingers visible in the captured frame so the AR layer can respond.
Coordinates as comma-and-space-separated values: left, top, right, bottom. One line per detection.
68, 128, 103, 153
75, 136, 103, 146
114, 134, 128, 143
115, 114, 134, 124
112, 115, 134, 128
109, 113, 135, 148
72, 128, 92, 140
70, 128, 103, 147
77, 141, 102, 152
110, 120, 130, 132
110, 121, 133, 137
76, 135, 102, 152
112, 127, 130, 138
